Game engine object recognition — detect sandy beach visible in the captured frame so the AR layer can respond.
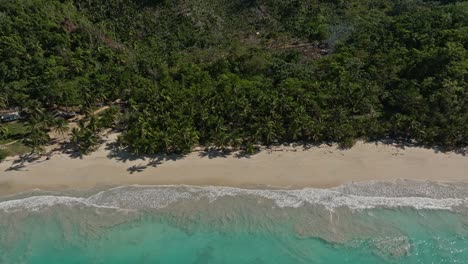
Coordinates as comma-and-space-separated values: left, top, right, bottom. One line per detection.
0, 134, 467, 196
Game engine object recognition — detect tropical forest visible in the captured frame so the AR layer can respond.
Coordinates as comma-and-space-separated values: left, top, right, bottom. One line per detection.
0, 0, 467, 160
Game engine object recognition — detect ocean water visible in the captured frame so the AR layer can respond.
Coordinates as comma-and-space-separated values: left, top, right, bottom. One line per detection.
1, 180, 468, 263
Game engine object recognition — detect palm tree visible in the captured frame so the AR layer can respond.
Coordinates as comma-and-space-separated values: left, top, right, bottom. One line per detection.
70, 124, 100, 155
181, 127, 199, 151
82, 90, 94, 109
99, 106, 119, 128
257, 116, 276, 145
159, 132, 172, 153
70, 127, 80, 145
0, 125, 8, 139
87, 115, 99, 133
80, 129, 98, 154
309, 121, 324, 143
95, 92, 108, 106
27, 127, 50, 154
0, 95, 6, 109
53, 118, 70, 139
40, 112, 56, 130
26, 100, 44, 118
28, 110, 54, 131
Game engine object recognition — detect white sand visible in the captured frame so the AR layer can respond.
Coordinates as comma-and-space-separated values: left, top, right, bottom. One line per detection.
0, 134, 467, 196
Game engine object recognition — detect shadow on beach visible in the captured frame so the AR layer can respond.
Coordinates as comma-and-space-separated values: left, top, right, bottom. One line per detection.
4, 135, 466, 174
373, 138, 467, 156
197, 147, 256, 160
105, 141, 186, 174
5, 153, 44, 172
104, 141, 259, 174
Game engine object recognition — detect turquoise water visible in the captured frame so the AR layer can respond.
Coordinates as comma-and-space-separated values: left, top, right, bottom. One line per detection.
1, 181, 468, 263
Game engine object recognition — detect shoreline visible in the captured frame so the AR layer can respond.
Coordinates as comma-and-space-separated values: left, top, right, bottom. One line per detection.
0, 134, 467, 197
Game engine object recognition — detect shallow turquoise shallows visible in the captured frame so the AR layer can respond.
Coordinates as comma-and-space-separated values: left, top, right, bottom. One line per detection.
1, 182, 468, 263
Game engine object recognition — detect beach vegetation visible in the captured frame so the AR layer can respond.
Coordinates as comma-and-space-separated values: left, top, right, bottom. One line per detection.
0, 149, 7, 161
0, 0, 466, 155
70, 125, 100, 155
53, 118, 70, 139
0, 125, 8, 140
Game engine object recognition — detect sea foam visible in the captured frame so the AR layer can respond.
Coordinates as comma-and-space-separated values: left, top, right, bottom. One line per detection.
1, 181, 467, 213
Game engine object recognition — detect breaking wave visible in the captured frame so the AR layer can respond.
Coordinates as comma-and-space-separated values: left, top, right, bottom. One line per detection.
1, 180, 468, 263
1, 180, 467, 213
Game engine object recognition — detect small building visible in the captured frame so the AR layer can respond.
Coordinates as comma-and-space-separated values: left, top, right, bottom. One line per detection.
53, 110, 76, 119
0, 111, 20, 122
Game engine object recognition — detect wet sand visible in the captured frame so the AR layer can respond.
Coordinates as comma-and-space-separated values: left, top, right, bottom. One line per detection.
0, 134, 467, 196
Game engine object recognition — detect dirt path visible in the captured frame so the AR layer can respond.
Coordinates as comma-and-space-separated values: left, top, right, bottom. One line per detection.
93, 105, 110, 115
0, 140, 19, 147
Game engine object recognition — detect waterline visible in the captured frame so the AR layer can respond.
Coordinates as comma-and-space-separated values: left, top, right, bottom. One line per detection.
1, 181, 467, 263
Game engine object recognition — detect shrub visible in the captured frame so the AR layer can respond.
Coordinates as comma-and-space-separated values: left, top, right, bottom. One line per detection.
0, 149, 8, 162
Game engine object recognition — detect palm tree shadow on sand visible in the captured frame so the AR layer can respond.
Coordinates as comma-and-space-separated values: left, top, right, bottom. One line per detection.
197, 148, 256, 159
5, 153, 44, 172
375, 138, 467, 156
105, 141, 186, 174
104, 142, 258, 174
